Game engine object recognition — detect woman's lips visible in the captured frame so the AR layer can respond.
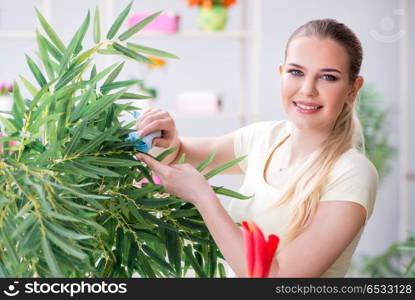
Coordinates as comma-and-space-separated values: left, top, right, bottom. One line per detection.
293, 101, 323, 114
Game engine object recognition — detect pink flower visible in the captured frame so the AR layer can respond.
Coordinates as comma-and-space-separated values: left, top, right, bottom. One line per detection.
133, 174, 162, 188
241, 220, 280, 278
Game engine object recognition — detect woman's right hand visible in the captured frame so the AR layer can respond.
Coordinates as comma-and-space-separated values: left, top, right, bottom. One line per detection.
136, 107, 180, 149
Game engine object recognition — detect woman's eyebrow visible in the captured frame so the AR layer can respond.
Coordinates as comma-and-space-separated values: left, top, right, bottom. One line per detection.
287, 62, 342, 74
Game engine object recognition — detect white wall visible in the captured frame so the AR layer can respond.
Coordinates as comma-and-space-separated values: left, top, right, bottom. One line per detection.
0, 0, 412, 274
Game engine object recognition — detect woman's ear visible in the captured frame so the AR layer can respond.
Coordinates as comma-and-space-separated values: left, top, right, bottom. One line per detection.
278, 64, 284, 75
346, 76, 364, 105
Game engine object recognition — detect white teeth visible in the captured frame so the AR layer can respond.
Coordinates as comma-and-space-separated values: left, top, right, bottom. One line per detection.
296, 103, 320, 110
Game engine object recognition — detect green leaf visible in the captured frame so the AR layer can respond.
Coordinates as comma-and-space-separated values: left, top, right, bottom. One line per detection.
11, 81, 25, 129
36, 30, 55, 81
119, 93, 152, 100
81, 88, 129, 120
184, 245, 207, 277
142, 244, 175, 275
41, 235, 64, 277
136, 197, 182, 208
112, 42, 154, 64
93, 5, 101, 43
218, 263, 227, 278
41, 34, 63, 62
100, 80, 140, 94
106, 1, 132, 39
155, 146, 178, 162
212, 186, 252, 200
44, 220, 93, 240
75, 125, 118, 155
64, 119, 86, 156
46, 230, 88, 260
178, 153, 186, 164
19, 75, 38, 97
55, 59, 91, 90
204, 155, 247, 179
196, 151, 216, 172
80, 156, 140, 167
164, 229, 181, 276
35, 8, 66, 52
72, 44, 101, 66
58, 11, 90, 74
70, 87, 94, 123
127, 42, 179, 59
72, 161, 121, 177
118, 11, 162, 41
26, 54, 47, 88
177, 218, 208, 232
103, 62, 124, 85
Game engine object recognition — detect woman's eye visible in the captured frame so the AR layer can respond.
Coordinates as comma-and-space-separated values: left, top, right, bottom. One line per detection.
322, 74, 337, 81
288, 69, 303, 76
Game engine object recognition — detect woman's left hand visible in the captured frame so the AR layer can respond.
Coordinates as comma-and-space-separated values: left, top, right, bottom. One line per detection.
136, 153, 214, 206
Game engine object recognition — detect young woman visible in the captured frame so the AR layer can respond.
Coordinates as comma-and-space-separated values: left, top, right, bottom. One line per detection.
135, 18, 379, 278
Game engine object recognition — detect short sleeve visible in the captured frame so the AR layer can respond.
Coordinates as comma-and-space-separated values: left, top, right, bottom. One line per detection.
319, 153, 379, 222
232, 121, 273, 172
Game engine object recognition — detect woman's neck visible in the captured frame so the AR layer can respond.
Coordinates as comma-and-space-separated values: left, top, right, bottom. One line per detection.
286, 124, 330, 166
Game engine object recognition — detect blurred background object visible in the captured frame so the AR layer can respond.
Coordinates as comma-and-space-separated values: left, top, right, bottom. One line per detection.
0, 0, 413, 277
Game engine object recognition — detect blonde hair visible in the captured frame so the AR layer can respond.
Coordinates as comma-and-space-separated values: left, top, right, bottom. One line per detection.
276, 19, 366, 243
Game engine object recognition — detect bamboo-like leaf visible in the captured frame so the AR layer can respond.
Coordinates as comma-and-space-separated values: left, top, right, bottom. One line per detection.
72, 44, 101, 66
41, 235, 63, 277
196, 151, 216, 172
118, 11, 162, 41
169, 209, 199, 218
19, 75, 38, 97
64, 120, 86, 156
127, 42, 179, 59
70, 87, 94, 123
142, 244, 175, 275
136, 197, 182, 208
80, 156, 140, 167
11, 81, 25, 129
218, 263, 226, 278
164, 229, 181, 276
103, 62, 124, 85
46, 230, 88, 260
72, 161, 121, 177
0, 115, 18, 134
41, 35, 63, 62
26, 54, 47, 88
119, 93, 152, 100
36, 30, 55, 81
35, 8, 65, 52
93, 5, 101, 43
184, 245, 207, 277
155, 146, 178, 162
177, 218, 208, 232
112, 42, 154, 64
204, 155, 247, 179
106, 1, 132, 39
178, 153, 186, 164
55, 59, 91, 90
100, 80, 140, 94
81, 88, 129, 120
44, 220, 93, 240
75, 125, 118, 155
58, 11, 90, 74
212, 186, 252, 200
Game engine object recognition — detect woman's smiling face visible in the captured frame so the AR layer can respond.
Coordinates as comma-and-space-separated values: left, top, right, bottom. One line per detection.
279, 36, 360, 132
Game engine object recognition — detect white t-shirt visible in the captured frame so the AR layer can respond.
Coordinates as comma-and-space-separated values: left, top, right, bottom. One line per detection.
228, 120, 379, 277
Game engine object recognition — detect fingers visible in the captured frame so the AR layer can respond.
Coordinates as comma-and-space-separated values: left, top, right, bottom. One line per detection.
136, 153, 170, 178
139, 118, 173, 138
136, 108, 169, 132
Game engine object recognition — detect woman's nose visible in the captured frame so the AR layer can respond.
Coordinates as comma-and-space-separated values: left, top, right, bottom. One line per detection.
299, 77, 318, 97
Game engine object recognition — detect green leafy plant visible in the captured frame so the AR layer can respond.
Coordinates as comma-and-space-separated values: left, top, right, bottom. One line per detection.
357, 83, 396, 183
353, 231, 415, 277
0, 2, 249, 278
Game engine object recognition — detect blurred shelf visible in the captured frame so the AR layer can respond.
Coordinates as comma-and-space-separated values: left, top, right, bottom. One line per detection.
0, 31, 35, 38
132, 31, 255, 40
170, 111, 241, 118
